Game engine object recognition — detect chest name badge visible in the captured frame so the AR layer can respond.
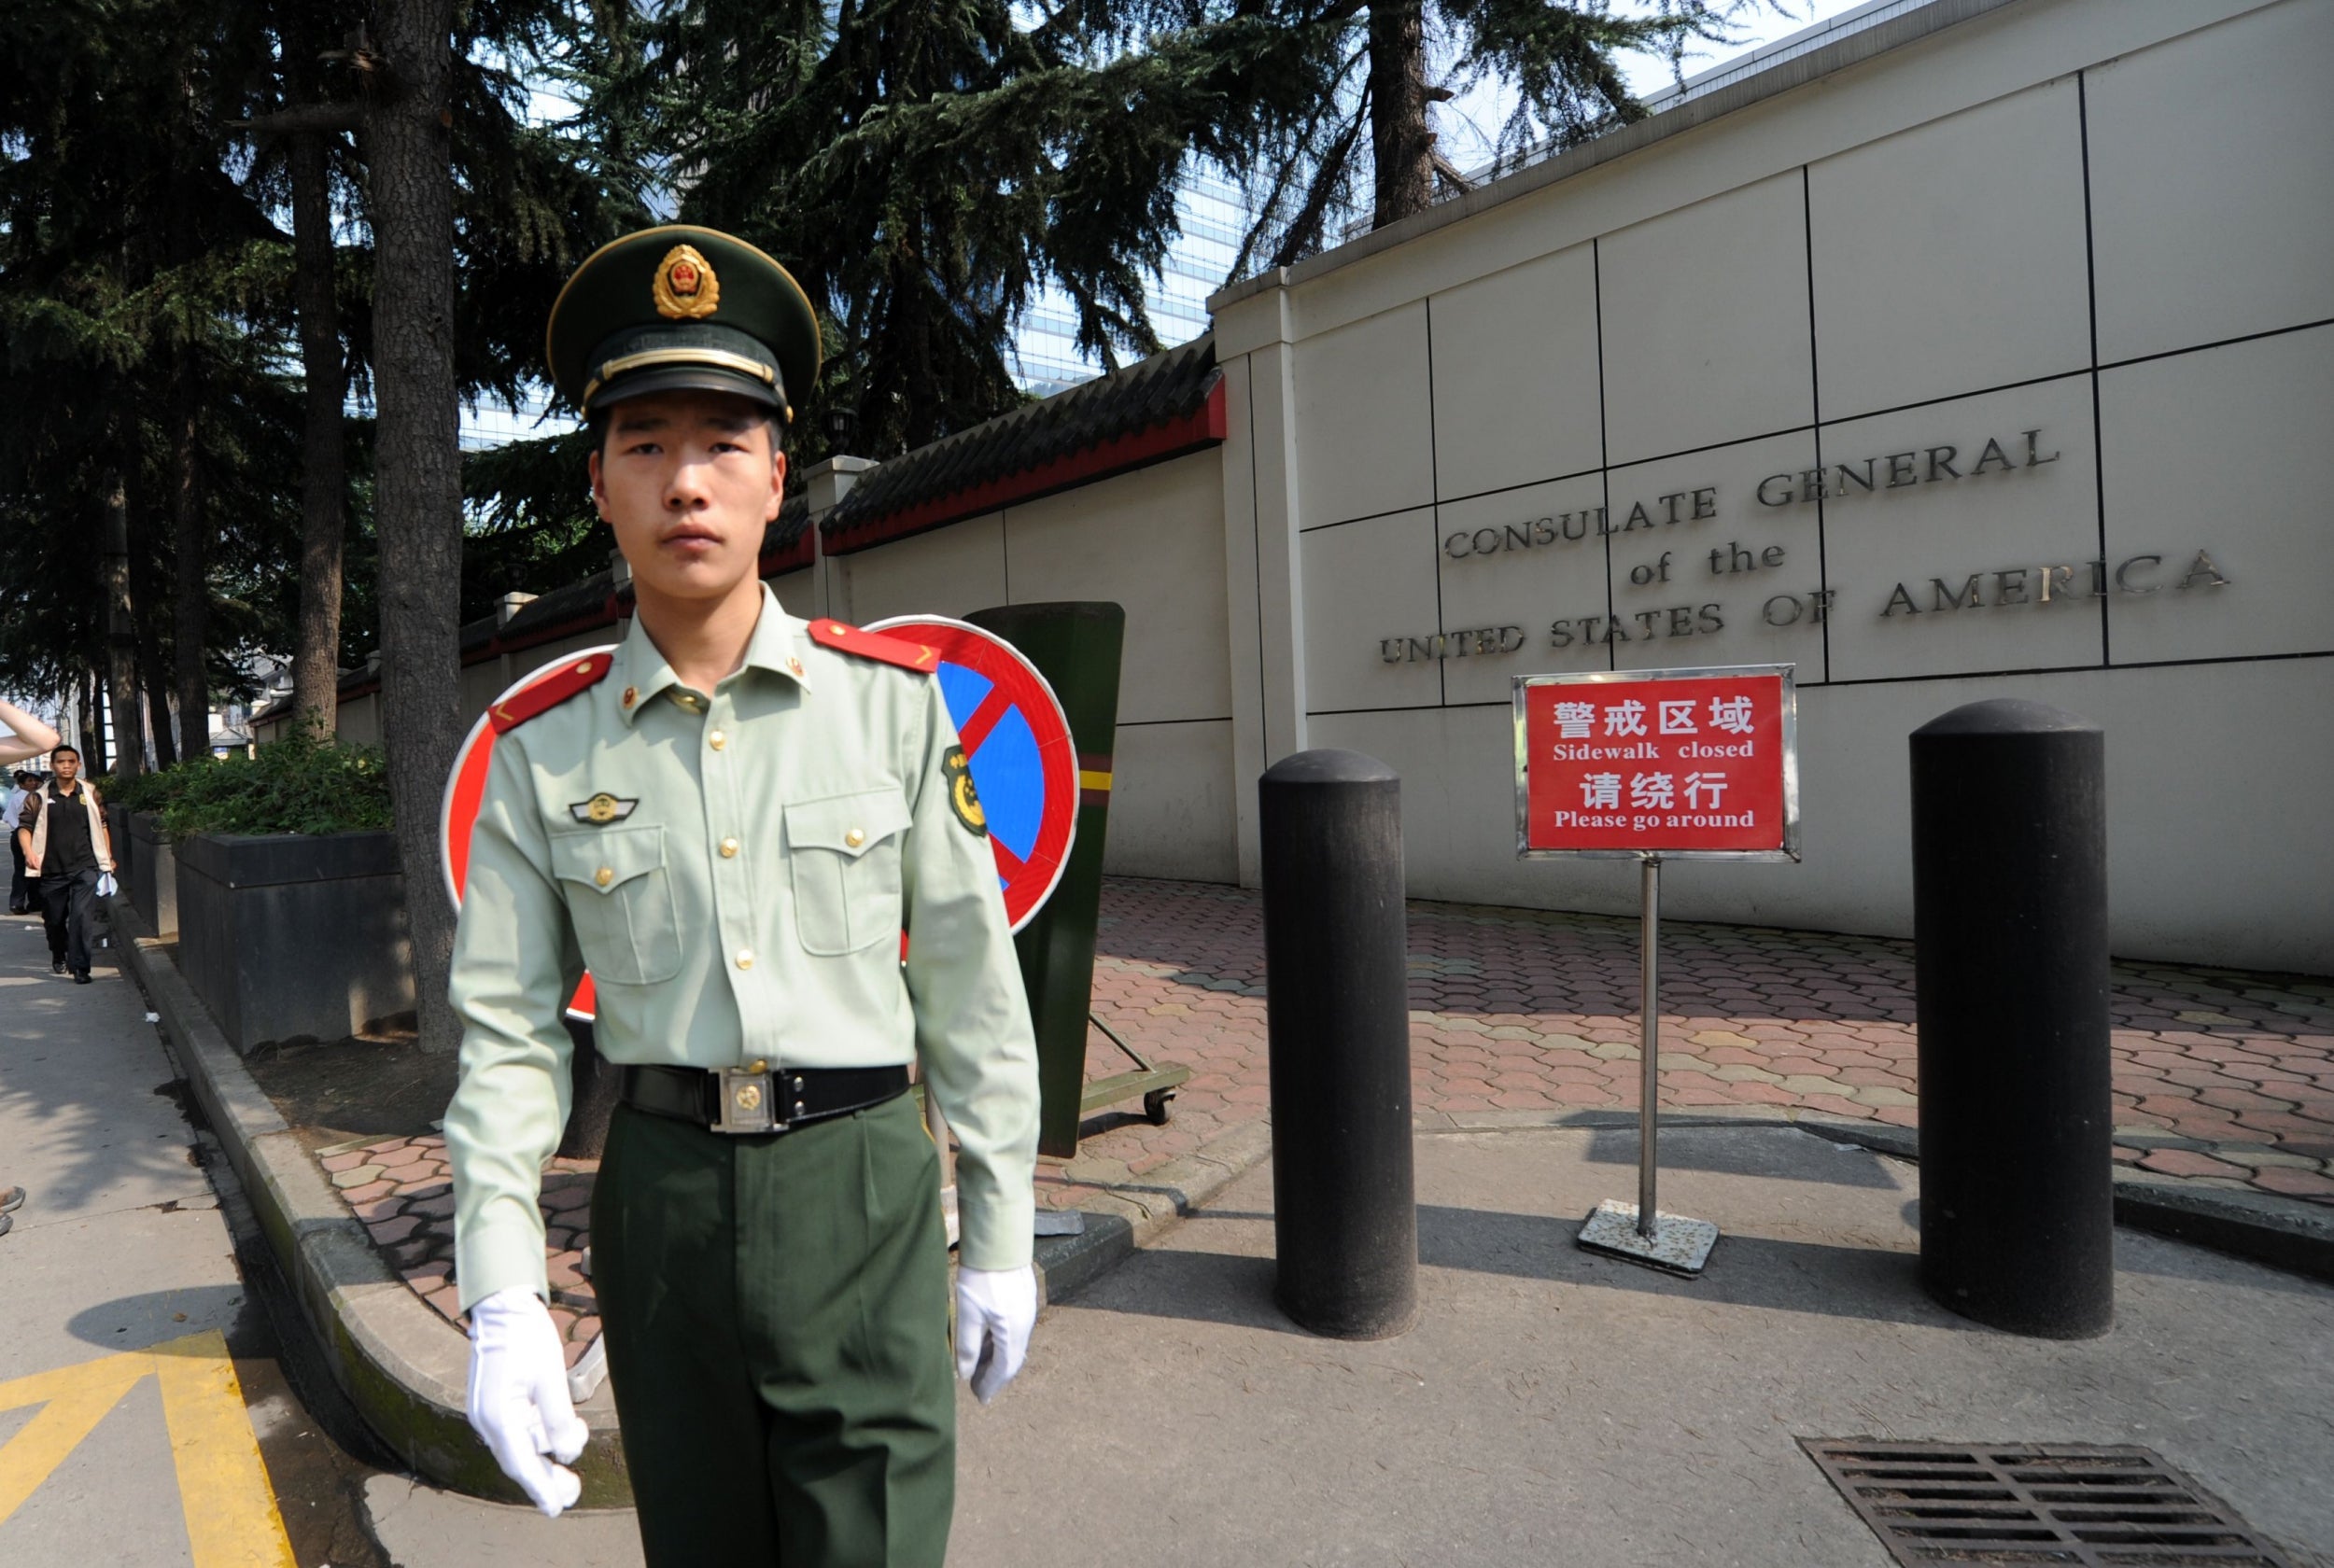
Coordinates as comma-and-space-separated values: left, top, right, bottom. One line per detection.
570, 793, 640, 826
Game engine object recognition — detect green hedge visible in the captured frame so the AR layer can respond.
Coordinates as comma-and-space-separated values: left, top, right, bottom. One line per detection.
106, 731, 395, 837
100, 765, 177, 815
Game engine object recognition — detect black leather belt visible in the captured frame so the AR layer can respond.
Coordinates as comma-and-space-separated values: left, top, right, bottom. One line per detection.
620, 1062, 910, 1136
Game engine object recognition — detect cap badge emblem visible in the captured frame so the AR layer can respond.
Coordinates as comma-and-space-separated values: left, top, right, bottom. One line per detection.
652, 244, 721, 320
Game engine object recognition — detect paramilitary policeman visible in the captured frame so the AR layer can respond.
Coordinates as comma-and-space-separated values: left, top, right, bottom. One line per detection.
445, 224, 1043, 1565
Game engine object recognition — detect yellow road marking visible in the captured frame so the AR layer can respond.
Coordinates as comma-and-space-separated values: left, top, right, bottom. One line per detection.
0, 1351, 150, 1524
0, 1332, 294, 1566
155, 1334, 296, 1568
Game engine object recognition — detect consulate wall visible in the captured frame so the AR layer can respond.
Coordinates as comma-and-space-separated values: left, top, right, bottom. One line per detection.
306, 0, 2330, 973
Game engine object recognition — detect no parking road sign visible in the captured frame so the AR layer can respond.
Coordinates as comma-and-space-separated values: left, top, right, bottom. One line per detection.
438, 623, 1081, 1025
865, 615, 1079, 934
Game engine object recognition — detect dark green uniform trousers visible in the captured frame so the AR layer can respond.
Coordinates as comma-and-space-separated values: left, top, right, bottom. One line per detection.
592, 1092, 955, 1565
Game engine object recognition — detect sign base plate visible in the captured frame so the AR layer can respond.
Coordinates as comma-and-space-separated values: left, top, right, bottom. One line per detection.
1576, 1199, 1719, 1276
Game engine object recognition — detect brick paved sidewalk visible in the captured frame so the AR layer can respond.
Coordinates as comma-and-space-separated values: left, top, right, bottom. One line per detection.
317, 875, 2334, 1351
1073, 878, 2334, 1204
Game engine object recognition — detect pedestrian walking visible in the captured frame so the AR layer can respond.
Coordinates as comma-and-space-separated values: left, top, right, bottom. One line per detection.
2, 699, 63, 917
18, 743, 113, 983
4, 770, 36, 914
0, 701, 62, 1238
447, 226, 1043, 1564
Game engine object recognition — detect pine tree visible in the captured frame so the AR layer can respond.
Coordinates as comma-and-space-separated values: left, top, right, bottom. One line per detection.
334, 0, 650, 1052
0, 0, 299, 762
571, 0, 1774, 457
1221, 0, 1782, 271
591, 0, 1335, 455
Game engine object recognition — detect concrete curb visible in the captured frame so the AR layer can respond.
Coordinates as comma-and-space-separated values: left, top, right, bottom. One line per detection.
1033, 1119, 1276, 1306
1418, 1105, 2334, 1284
114, 909, 629, 1507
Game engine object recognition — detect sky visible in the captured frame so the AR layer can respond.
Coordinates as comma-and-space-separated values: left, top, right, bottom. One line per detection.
1434, 0, 1874, 175
1614, 0, 1873, 95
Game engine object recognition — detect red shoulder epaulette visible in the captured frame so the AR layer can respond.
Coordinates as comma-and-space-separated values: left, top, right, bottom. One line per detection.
488, 652, 614, 734
808, 620, 939, 673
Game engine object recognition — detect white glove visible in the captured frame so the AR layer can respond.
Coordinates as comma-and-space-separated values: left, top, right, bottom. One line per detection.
466, 1287, 589, 1516
954, 1264, 1037, 1405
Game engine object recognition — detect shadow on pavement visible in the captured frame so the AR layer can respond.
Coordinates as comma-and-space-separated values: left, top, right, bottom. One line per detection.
0, 936, 202, 1223
1065, 1202, 1977, 1335
1413, 1204, 1951, 1325
1580, 1125, 1907, 1187
64, 1283, 250, 1351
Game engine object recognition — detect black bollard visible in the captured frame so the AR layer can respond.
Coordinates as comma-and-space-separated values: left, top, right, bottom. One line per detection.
1911, 698, 2113, 1337
1260, 749, 1416, 1338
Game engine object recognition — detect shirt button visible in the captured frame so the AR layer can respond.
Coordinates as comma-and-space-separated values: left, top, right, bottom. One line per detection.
710, 730, 727, 750
845, 828, 865, 848
720, 837, 739, 858
735, 949, 754, 971
594, 867, 613, 888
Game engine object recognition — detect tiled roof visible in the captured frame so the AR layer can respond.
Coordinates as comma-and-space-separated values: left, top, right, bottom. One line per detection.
821, 335, 1223, 553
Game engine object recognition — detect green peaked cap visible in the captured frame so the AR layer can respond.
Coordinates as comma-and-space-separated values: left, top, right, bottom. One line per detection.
545, 225, 823, 421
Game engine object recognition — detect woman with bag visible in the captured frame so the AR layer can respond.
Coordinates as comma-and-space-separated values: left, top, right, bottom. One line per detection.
0, 696, 59, 1238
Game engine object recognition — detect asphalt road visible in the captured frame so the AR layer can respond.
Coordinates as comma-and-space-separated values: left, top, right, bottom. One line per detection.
951, 1124, 2334, 1568
0, 907, 395, 1567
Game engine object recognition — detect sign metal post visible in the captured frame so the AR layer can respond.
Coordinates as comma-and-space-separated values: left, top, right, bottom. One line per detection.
1513, 664, 1800, 1276
1638, 852, 1659, 1236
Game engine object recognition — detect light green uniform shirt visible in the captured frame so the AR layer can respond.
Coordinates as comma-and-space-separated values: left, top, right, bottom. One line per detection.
445, 586, 1040, 1309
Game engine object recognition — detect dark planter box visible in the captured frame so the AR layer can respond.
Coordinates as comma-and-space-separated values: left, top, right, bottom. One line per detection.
176, 830, 415, 1052
104, 802, 131, 880
127, 812, 178, 936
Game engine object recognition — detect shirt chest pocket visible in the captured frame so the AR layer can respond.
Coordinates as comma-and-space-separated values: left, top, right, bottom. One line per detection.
550, 825, 682, 986
785, 789, 912, 957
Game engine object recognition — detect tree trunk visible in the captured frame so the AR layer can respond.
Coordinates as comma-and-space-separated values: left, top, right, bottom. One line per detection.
131, 525, 176, 767
1368, 0, 1435, 230
170, 368, 210, 766
288, 31, 349, 735
82, 668, 106, 775
104, 475, 144, 777
367, 0, 468, 1054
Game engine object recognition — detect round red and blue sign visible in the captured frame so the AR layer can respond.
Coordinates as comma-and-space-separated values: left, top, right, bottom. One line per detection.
440, 647, 618, 1020
865, 615, 1078, 934
439, 620, 1079, 1022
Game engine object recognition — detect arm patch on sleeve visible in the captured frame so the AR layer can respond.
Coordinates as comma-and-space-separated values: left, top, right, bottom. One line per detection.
944, 746, 986, 837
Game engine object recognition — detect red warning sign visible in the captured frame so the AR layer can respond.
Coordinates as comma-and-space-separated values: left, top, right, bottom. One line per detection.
1514, 665, 1798, 861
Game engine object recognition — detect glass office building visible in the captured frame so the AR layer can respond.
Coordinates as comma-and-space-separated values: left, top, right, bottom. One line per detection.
1010, 165, 1250, 397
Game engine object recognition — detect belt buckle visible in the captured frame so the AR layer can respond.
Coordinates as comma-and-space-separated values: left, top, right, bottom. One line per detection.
711, 1067, 778, 1135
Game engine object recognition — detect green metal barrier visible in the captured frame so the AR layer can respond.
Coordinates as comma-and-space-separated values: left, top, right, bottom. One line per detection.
963, 601, 1188, 1159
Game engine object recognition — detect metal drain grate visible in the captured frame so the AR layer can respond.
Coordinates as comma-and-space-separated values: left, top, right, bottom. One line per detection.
1801, 1440, 2297, 1566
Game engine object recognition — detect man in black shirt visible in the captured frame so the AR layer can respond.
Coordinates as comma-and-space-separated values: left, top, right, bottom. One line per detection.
19, 745, 109, 983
